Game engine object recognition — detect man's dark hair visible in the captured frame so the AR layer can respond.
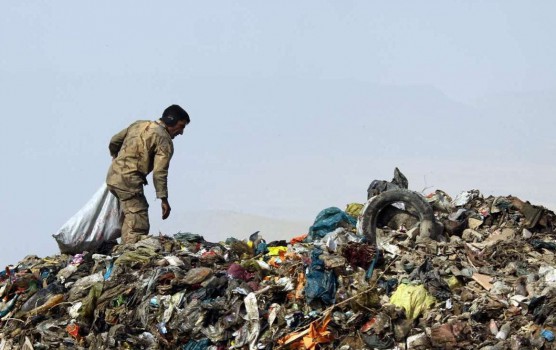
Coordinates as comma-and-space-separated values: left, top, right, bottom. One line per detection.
160, 104, 190, 126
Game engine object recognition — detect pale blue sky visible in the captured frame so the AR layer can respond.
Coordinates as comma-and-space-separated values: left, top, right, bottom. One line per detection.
1, 1, 555, 266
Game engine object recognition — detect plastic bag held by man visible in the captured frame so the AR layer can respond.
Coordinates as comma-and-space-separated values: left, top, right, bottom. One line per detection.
53, 184, 123, 253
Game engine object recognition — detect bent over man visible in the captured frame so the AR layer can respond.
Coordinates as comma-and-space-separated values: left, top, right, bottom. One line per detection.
106, 104, 190, 244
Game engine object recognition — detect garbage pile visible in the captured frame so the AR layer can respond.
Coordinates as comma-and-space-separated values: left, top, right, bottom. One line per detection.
2, 174, 556, 349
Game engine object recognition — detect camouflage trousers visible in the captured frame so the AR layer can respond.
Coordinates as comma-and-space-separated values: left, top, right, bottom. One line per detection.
107, 185, 150, 244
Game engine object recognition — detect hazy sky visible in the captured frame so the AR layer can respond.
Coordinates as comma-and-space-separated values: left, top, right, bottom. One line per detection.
1, 1, 555, 267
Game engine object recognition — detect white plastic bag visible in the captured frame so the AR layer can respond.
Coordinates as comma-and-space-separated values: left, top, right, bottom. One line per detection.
53, 184, 123, 254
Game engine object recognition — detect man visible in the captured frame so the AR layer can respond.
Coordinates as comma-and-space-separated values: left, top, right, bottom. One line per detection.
106, 104, 190, 244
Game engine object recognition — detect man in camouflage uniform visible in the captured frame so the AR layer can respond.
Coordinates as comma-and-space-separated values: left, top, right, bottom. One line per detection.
106, 105, 190, 244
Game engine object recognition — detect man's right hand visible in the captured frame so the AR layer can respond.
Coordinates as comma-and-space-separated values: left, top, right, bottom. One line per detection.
161, 198, 171, 220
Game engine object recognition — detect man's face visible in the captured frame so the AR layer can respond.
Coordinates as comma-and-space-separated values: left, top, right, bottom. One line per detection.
168, 120, 187, 139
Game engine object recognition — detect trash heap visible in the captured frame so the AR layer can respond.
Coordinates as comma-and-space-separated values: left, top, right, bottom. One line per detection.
2, 182, 556, 349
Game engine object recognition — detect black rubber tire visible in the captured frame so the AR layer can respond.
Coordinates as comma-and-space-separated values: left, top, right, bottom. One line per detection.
360, 188, 435, 245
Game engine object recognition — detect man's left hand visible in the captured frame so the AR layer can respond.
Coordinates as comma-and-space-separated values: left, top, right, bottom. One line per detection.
161, 198, 171, 219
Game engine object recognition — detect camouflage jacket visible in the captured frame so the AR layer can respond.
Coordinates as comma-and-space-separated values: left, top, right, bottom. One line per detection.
106, 120, 174, 199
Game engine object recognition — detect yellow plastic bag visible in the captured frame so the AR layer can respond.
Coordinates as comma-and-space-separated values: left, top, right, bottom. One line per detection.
389, 284, 436, 320
345, 203, 364, 217
267, 246, 287, 256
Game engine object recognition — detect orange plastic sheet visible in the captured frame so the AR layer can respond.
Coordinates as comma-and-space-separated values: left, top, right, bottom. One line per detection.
287, 272, 306, 301
295, 272, 306, 300
268, 257, 281, 268
278, 312, 333, 349
290, 234, 308, 245
66, 323, 82, 341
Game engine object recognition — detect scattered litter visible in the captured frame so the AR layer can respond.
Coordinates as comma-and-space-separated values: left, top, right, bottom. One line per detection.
1, 169, 555, 349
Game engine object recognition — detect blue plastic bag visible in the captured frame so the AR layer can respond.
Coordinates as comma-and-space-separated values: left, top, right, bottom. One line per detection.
304, 248, 337, 305
305, 207, 356, 242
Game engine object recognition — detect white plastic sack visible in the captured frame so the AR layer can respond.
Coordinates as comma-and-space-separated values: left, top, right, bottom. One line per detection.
53, 184, 123, 254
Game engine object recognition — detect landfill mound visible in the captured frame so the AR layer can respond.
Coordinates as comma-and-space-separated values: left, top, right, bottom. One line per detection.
2, 185, 556, 349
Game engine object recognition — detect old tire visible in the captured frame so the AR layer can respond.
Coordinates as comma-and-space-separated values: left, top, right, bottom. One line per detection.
360, 188, 435, 245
